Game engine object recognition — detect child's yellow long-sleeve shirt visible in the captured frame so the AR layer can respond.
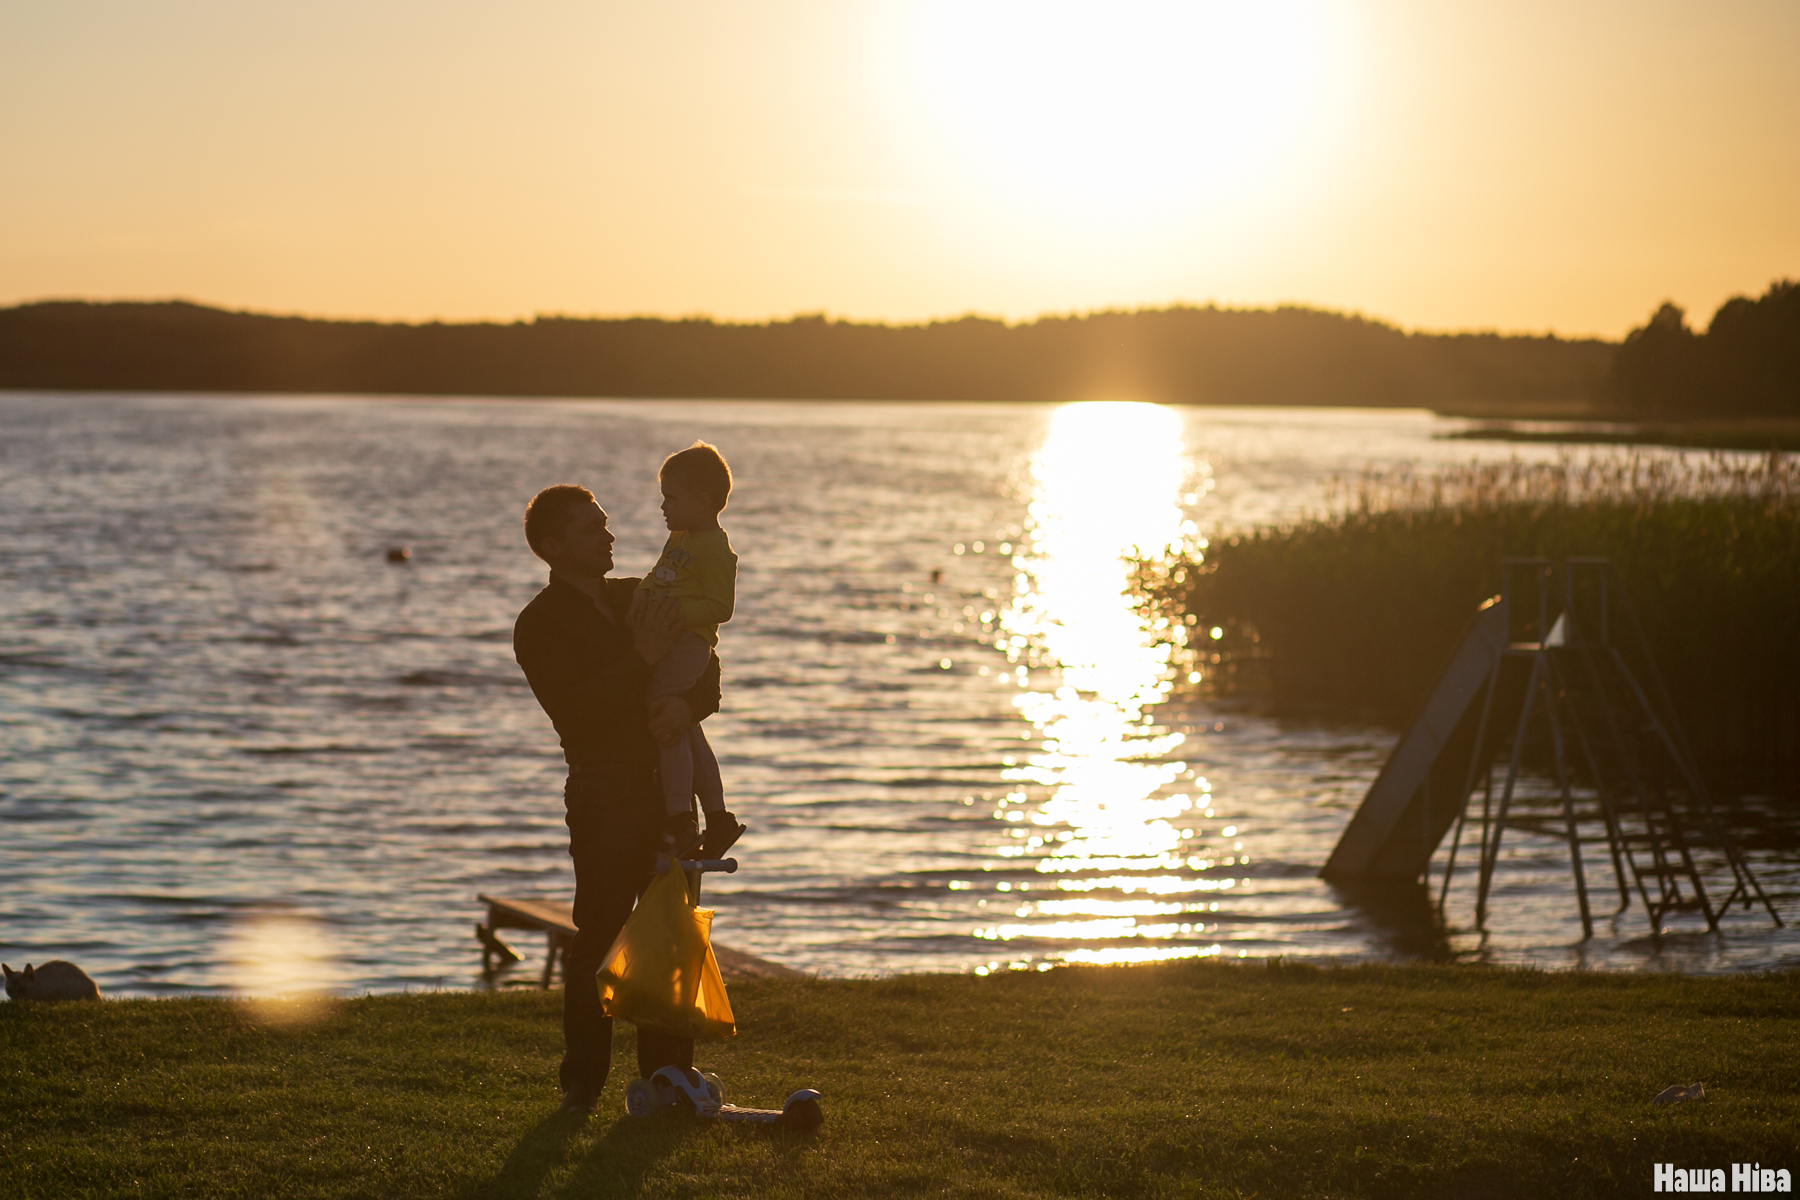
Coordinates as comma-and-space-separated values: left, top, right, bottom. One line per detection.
636, 529, 736, 646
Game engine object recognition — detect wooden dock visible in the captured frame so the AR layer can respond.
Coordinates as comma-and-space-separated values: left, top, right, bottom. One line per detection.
476, 893, 802, 987
1322, 560, 1779, 938
1321, 600, 1510, 882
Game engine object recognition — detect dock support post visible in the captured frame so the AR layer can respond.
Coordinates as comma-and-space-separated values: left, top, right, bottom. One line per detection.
1541, 674, 1593, 939
541, 931, 560, 988
1478, 653, 1542, 931
1439, 656, 1504, 917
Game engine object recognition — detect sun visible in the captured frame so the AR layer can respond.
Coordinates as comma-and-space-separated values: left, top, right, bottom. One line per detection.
886, 1, 1357, 231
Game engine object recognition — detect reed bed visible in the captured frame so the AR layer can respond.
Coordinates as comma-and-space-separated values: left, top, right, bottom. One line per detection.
1136, 452, 1800, 801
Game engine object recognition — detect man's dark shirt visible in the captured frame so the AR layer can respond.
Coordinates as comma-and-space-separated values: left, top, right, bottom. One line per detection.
514, 573, 721, 768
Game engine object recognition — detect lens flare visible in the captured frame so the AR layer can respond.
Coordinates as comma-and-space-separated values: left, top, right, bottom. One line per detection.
224, 912, 345, 1025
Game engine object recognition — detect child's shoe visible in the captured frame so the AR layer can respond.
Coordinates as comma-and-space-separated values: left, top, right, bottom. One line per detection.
698, 810, 747, 859
662, 811, 701, 857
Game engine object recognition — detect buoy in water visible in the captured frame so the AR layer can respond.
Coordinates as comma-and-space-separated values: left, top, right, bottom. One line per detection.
386, 547, 412, 563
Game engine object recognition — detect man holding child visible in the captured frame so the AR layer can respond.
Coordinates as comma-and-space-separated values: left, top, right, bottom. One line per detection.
511, 479, 724, 1115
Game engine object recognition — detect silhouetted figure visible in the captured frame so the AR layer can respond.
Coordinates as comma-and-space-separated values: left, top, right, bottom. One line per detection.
512, 484, 722, 1115
638, 442, 746, 860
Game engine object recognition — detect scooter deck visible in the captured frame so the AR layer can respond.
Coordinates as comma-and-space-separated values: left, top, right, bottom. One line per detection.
716, 1105, 786, 1122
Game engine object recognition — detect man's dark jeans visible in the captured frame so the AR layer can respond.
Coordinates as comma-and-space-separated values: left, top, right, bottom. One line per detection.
560, 767, 693, 1098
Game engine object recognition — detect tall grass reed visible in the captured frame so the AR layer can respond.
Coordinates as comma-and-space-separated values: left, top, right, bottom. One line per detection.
1136, 452, 1800, 802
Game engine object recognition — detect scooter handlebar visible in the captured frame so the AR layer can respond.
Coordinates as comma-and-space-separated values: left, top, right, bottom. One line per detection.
658, 857, 738, 874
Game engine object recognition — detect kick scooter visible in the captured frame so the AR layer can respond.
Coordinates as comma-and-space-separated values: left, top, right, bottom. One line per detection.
621, 855, 824, 1130
625, 1066, 824, 1129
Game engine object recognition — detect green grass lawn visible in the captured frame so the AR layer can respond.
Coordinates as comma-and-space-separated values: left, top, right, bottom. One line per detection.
3, 962, 1794, 1199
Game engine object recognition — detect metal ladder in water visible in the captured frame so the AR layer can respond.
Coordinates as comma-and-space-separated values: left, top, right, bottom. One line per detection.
1438, 558, 1781, 938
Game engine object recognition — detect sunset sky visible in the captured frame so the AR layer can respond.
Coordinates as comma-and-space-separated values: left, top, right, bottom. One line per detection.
2, 1, 1795, 338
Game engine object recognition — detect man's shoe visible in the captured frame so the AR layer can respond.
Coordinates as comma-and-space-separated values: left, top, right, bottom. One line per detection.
559, 1088, 598, 1116
699, 810, 747, 859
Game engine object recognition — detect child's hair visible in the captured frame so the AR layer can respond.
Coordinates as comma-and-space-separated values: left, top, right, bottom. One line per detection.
523, 483, 597, 559
660, 441, 732, 510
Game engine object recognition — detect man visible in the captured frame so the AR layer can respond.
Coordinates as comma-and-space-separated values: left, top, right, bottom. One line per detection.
512, 483, 723, 1115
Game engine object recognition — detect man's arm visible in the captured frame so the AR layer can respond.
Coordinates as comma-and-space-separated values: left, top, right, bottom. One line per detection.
685, 652, 722, 722
513, 603, 652, 738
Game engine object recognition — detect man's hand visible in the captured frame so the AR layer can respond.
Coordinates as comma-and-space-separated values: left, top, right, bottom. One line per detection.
648, 696, 694, 748
629, 593, 683, 664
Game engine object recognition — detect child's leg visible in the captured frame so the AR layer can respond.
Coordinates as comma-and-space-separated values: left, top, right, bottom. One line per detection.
647, 633, 710, 822
689, 728, 745, 859
659, 736, 695, 817
645, 633, 711, 702
647, 632, 722, 851
688, 726, 723, 813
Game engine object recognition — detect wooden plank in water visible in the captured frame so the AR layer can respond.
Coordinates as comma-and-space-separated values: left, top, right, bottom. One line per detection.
1322, 601, 1508, 881
480, 893, 575, 935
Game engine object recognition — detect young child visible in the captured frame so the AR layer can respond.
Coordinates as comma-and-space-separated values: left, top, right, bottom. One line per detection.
639, 441, 746, 858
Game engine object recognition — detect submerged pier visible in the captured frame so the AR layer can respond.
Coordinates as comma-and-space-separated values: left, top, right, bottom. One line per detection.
1324, 558, 1780, 936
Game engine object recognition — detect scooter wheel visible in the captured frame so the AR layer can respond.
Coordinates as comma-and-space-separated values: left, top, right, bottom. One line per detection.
701, 1072, 725, 1106
624, 1078, 654, 1118
778, 1097, 824, 1131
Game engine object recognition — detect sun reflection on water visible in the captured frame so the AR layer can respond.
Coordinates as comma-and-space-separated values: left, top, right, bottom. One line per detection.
975, 401, 1239, 970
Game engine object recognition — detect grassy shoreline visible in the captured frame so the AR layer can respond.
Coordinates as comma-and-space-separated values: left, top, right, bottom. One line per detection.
4, 962, 1796, 1199
1444, 418, 1800, 453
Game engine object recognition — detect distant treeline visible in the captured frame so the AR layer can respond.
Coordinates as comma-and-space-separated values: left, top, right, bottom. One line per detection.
0, 299, 1611, 410
1609, 279, 1800, 417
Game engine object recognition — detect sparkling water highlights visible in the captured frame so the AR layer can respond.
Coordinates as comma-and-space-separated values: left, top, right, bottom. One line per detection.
2, 393, 1793, 994
976, 402, 1216, 966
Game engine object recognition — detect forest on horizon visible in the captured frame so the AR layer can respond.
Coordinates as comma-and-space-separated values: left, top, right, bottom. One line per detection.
0, 283, 1792, 417
1609, 279, 1800, 418
0, 300, 1608, 413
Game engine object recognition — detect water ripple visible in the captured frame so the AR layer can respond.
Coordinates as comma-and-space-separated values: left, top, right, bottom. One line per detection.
1, 393, 1793, 994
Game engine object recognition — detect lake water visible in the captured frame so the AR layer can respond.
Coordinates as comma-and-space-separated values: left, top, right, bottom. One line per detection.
2, 392, 1794, 996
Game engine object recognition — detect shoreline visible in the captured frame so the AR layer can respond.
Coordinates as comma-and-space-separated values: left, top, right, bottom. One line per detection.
1444, 417, 1800, 452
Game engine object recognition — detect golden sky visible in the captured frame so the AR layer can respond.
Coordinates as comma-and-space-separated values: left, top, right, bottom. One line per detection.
2, 1, 1795, 338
